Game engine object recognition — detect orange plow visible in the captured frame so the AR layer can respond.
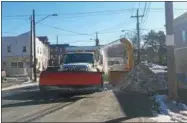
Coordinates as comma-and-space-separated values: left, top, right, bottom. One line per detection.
39, 69, 104, 92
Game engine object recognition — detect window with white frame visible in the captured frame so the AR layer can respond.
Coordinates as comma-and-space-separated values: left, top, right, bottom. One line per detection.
7, 45, 11, 53
182, 30, 186, 42
23, 46, 27, 52
11, 62, 17, 68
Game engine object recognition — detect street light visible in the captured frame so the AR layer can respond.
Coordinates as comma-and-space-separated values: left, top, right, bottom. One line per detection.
32, 11, 58, 81
36, 14, 58, 24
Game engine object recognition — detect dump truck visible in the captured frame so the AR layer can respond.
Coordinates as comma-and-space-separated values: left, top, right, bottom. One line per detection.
39, 51, 104, 93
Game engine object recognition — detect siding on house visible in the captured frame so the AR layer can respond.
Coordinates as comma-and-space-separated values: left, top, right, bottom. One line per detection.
174, 12, 187, 88
2, 32, 50, 77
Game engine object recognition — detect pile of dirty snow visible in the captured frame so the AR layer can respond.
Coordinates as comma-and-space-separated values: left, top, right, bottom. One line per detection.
113, 63, 168, 93
151, 94, 187, 122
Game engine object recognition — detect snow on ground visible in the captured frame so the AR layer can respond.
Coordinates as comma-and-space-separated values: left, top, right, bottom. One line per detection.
151, 94, 187, 122
2, 82, 39, 91
146, 63, 167, 70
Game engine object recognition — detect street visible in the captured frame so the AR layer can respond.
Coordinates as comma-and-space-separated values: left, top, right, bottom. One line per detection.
2, 84, 154, 122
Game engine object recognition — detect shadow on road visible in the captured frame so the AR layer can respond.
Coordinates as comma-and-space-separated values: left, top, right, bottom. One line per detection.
110, 91, 154, 121
2, 86, 93, 108
103, 116, 132, 123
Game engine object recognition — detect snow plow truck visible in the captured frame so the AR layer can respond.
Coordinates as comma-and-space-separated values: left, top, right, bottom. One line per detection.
39, 51, 104, 93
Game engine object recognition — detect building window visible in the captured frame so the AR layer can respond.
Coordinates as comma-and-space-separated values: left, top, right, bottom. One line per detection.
11, 62, 17, 68
23, 46, 27, 52
3, 62, 6, 66
182, 30, 186, 42
7, 45, 11, 53
40, 48, 42, 54
51, 55, 53, 59
18, 62, 23, 68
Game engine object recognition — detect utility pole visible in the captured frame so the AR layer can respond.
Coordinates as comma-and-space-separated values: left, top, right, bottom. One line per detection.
131, 9, 143, 64
96, 32, 99, 46
165, 2, 178, 100
30, 15, 33, 80
33, 9, 37, 82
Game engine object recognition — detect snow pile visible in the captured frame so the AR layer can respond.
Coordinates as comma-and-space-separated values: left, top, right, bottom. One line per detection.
151, 94, 187, 122
153, 95, 169, 114
148, 63, 167, 70
113, 63, 168, 93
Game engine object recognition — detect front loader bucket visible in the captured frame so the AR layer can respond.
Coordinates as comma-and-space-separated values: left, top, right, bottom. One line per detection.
39, 71, 103, 86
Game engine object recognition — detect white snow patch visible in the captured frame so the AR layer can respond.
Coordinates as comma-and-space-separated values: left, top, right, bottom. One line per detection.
151, 94, 187, 122
2, 82, 39, 91
147, 63, 167, 70
154, 94, 169, 115
177, 103, 187, 110
151, 114, 176, 122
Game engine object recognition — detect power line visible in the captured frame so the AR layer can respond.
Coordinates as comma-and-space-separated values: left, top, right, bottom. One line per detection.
130, 3, 136, 16
2, 11, 129, 21
2, 19, 30, 36
3, 8, 187, 18
141, 2, 151, 27
2, 18, 29, 20
96, 16, 135, 34
99, 29, 136, 34
39, 23, 95, 37
141, 2, 147, 24
57, 9, 131, 15
97, 21, 127, 33
2, 9, 131, 18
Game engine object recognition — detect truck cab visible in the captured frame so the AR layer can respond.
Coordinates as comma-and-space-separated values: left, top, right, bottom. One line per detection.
59, 52, 103, 72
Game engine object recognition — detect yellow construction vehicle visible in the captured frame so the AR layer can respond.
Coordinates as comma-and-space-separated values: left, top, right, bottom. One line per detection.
120, 38, 134, 71
109, 38, 134, 85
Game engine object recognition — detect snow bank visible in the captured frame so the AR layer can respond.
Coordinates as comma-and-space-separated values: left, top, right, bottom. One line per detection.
151, 114, 175, 122
151, 94, 187, 122
147, 63, 167, 70
113, 63, 168, 93
154, 94, 169, 114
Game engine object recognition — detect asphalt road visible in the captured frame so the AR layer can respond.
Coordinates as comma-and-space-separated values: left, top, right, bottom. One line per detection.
2, 85, 87, 122
2, 84, 154, 122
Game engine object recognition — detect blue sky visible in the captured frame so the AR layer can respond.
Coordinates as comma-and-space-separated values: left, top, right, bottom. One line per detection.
2, 1, 187, 46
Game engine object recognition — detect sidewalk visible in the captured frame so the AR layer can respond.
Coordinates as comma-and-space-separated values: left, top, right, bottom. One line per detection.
2, 81, 39, 91
1, 77, 39, 91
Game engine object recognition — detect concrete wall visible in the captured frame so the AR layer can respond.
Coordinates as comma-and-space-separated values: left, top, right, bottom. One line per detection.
174, 12, 187, 88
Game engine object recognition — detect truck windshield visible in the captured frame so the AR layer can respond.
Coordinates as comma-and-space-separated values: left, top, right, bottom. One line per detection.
64, 53, 94, 64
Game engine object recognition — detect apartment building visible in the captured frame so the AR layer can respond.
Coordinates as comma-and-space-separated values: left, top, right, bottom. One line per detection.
49, 44, 69, 66
2, 32, 50, 77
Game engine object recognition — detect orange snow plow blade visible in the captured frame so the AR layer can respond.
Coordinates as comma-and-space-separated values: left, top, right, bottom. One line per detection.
39, 71, 103, 86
